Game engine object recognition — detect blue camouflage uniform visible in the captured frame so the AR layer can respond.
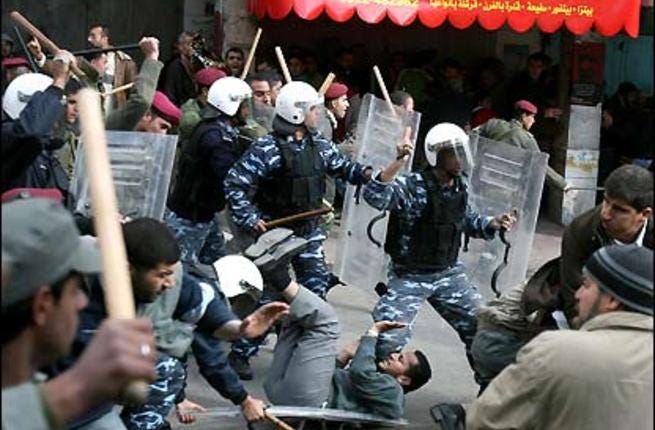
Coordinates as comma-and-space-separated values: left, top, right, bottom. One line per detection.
166, 116, 244, 265
363, 171, 497, 368
225, 129, 370, 359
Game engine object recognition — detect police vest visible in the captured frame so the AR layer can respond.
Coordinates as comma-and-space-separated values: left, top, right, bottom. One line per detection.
256, 134, 327, 220
167, 119, 240, 223
138, 267, 194, 360
385, 170, 468, 272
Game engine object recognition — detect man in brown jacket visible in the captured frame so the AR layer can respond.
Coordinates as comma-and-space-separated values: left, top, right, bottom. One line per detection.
87, 23, 137, 112
433, 244, 653, 430
560, 164, 653, 323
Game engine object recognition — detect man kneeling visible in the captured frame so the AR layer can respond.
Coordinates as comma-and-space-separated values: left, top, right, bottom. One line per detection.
255, 235, 432, 419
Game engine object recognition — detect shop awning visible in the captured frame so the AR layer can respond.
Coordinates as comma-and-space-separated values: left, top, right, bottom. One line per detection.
247, 0, 642, 37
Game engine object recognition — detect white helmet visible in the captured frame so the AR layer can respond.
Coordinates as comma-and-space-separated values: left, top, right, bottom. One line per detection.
207, 76, 252, 116
424, 123, 473, 170
275, 81, 323, 125
2, 73, 53, 120
212, 255, 263, 300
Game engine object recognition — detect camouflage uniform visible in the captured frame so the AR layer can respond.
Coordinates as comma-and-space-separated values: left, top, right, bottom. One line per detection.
120, 354, 186, 430
166, 116, 243, 265
225, 129, 370, 360
363, 172, 496, 366
164, 209, 226, 265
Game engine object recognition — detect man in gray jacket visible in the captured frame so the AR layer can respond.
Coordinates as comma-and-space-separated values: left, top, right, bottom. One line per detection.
255, 233, 432, 419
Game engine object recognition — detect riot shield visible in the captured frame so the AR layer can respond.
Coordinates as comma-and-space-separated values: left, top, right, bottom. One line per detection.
460, 134, 548, 297
334, 93, 421, 289
70, 131, 178, 220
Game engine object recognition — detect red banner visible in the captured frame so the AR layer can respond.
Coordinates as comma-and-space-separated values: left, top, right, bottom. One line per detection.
247, 0, 641, 37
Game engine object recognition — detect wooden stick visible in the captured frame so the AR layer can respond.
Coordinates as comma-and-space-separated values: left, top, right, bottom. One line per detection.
372, 65, 395, 115
77, 88, 149, 405
101, 82, 134, 97
318, 72, 336, 97
275, 46, 292, 84
240, 27, 262, 80
264, 411, 296, 430
264, 206, 333, 229
10, 11, 86, 77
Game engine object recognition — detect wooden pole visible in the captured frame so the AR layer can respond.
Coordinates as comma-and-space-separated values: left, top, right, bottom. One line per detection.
10, 11, 86, 77
240, 27, 262, 80
77, 88, 149, 405
275, 46, 292, 84
264, 206, 333, 229
372, 65, 395, 115
264, 411, 296, 430
100, 82, 134, 97
317, 72, 336, 97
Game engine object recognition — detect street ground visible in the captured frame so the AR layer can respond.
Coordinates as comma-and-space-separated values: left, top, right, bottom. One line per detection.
172, 217, 563, 429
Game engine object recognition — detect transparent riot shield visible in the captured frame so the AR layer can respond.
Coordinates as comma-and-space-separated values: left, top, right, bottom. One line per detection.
70, 131, 178, 220
334, 93, 421, 289
460, 134, 548, 297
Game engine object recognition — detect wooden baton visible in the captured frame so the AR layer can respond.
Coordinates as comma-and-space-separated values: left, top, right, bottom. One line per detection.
100, 82, 134, 97
318, 72, 336, 97
10, 11, 86, 77
275, 46, 292, 84
264, 206, 333, 229
373, 65, 396, 116
264, 410, 296, 430
240, 27, 262, 80
77, 89, 149, 405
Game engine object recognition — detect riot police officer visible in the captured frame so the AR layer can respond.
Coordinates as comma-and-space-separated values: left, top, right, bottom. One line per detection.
166, 76, 252, 265
223, 81, 373, 378
363, 123, 516, 378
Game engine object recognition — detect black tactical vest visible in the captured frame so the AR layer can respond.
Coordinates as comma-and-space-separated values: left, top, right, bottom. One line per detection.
256, 134, 326, 223
168, 119, 240, 223
385, 170, 468, 272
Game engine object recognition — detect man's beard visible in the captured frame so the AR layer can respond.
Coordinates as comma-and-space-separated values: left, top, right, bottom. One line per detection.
572, 294, 602, 329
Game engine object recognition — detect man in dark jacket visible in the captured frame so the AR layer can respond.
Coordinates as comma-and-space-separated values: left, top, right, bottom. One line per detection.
166, 76, 253, 265
560, 164, 653, 324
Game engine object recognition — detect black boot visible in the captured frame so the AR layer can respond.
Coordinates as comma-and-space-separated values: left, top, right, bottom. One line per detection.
245, 229, 309, 291
227, 351, 253, 381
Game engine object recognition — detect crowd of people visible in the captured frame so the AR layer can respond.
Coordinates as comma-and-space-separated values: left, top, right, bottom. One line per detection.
1, 19, 653, 430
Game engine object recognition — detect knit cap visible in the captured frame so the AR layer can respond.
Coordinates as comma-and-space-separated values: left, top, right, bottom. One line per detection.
583, 244, 653, 315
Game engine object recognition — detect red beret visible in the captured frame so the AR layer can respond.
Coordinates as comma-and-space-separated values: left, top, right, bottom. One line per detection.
1, 57, 29, 68
1, 188, 63, 204
151, 91, 182, 126
325, 83, 349, 100
194, 67, 226, 87
514, 100, 538, 115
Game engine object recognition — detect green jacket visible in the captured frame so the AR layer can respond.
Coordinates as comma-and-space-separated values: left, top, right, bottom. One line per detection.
105, 58, 163, 132
330, 335, 404, 419
477, 118, 567, 190
179, 99, 203, 140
